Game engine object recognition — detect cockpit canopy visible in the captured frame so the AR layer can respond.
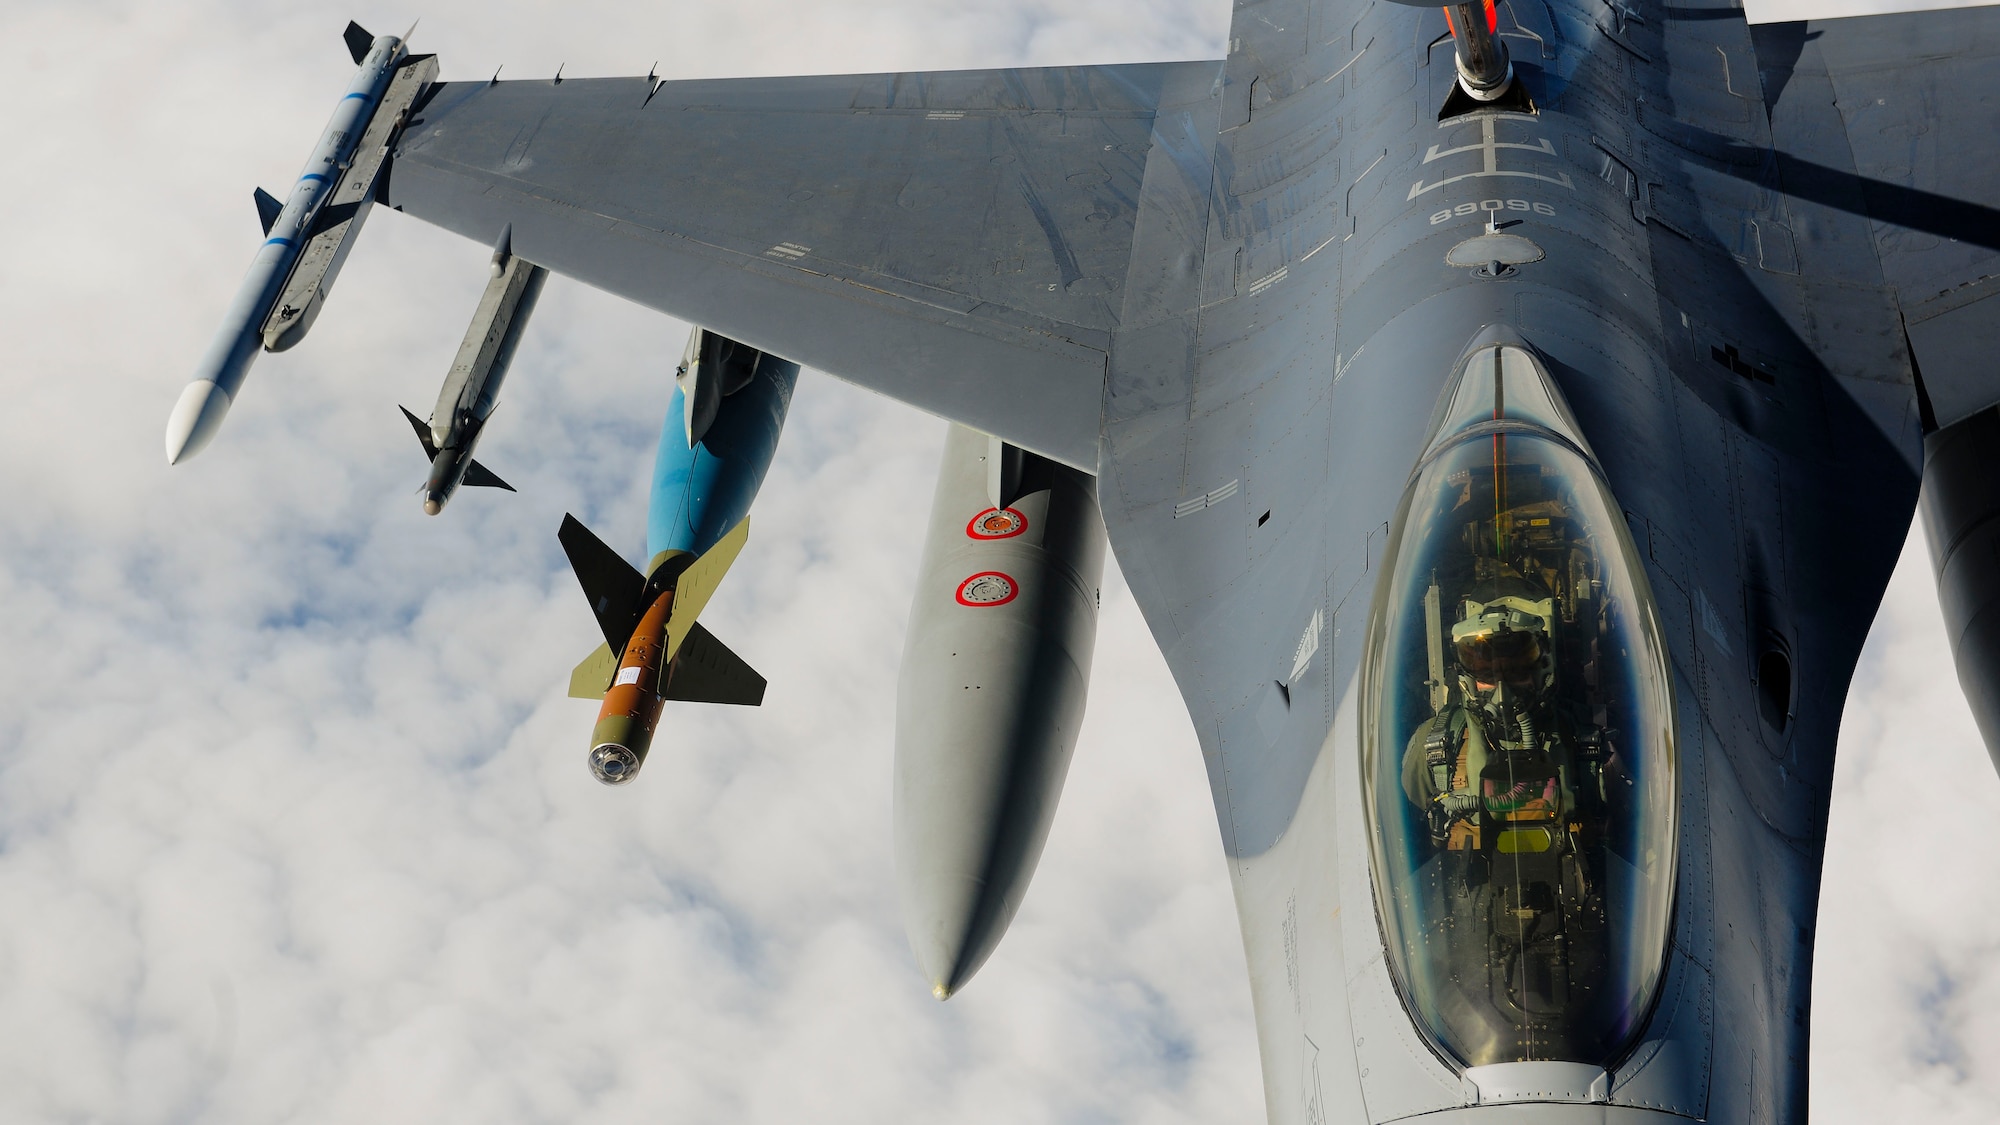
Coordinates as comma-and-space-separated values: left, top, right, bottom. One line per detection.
1362, 339, 1678, 1068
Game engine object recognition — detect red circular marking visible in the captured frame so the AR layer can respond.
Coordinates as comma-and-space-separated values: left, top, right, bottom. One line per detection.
965, 507, 1028, 540
955, 571, 1019, 607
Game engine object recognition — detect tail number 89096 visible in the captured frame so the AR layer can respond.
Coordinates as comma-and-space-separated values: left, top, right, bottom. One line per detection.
1431, 199, 1556, 224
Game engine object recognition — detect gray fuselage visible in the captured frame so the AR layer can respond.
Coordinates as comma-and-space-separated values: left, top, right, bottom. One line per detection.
1092, 2, 1917, 1121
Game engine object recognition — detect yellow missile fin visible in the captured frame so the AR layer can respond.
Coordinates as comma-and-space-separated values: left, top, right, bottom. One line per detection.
568, 642, 618, 699
664, 517, 749, 664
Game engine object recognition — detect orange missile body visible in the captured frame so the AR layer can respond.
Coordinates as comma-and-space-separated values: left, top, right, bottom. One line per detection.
588, 587, 676, 784
561, 513, 759, 786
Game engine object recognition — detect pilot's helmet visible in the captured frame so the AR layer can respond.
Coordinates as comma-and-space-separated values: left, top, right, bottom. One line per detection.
1451, 590, 1554, 689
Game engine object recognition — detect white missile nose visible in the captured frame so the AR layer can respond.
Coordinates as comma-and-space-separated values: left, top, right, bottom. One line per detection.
423, 495, 443, 516
164, 380, 233, 464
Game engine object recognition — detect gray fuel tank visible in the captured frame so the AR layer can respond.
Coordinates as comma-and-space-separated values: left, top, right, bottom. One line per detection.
894, 423, 1106, 998
1921, 403, 2000, 775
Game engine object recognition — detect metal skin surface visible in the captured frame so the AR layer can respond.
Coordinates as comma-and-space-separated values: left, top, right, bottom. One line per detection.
1093, 6, 1916, 1119
648, 336, 798, 560
383, 61, 1227, 470
592, 585, 676, 781
1920, 407, 2000, 776
183, 1, 2000, 1120
895, 425, 1105, 999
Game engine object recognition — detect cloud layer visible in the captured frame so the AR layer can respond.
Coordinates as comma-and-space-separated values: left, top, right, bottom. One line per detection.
0, 1, 1991, 1122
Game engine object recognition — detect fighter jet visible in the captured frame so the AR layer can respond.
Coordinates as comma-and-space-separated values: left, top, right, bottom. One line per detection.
166, 6, 2000, 1122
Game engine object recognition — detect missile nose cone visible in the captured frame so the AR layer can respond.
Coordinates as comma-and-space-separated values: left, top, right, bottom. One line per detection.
164, 380, 233, 464
589, 743, 642, 785
931, 982, 952, 1001
423, 494, 444, 516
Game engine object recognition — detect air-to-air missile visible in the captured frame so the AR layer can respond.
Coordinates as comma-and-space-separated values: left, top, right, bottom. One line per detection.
399, 226, 545, 514
165, 22, 436, 464
558, 326, 798, 783
894, 424, 1106, 998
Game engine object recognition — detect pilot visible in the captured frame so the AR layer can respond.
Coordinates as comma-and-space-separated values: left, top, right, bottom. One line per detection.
1403, 578, 1571, 850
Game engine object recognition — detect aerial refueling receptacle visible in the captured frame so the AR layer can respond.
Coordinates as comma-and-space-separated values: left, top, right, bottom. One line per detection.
894, 424, 1106, 999
1381, 0, 1518, 109
1444, 0, 1512, 100
166, 23, 436, 465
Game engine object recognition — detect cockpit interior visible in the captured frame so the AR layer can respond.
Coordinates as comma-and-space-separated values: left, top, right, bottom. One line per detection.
1364, 338, 1679, 1068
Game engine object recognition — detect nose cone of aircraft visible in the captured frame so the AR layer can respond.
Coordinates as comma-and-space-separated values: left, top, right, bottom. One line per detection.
164, 380, 233, 464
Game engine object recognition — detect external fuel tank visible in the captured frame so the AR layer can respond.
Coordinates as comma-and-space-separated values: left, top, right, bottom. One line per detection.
894, 424, 1106, 998
1922, 404, 2000, 774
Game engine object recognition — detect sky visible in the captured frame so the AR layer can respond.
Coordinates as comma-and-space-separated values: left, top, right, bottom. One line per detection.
0, 0, 1995, 1122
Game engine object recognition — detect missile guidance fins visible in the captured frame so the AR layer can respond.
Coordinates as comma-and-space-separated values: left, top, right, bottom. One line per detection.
558, 514, 763, 785
568, 644, 622, 700
400, 404, 438, 458
343, 21, 375, 66
557, 514, 649, 653
253, 188, 282, 235
399, 406, 512, 503
663, 623, 767, 706
460, 462, 515, 491
661, 516, 749, 665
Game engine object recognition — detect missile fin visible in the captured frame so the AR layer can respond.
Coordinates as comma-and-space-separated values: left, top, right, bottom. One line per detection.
663, 517, 750, 663
398, 405, 439, 459
254, 188, 282, 236
568, 642, 619, 699
462, 461, 516, 491
343, 21, 374, 65
663, 623, 766, 706
558, 514, 649, 652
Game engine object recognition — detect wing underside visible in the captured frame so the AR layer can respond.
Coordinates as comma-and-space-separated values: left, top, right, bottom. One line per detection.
383, 62, 1223, 469
1764, 7, 2000, 429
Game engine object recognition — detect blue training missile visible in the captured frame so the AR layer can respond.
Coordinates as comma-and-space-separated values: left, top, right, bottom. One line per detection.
165, 23, 425, 465
559, 330, 797, 784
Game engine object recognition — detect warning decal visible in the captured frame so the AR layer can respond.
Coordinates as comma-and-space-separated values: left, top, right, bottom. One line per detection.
966, 508, 1028, 539
955, 572, 1019, 606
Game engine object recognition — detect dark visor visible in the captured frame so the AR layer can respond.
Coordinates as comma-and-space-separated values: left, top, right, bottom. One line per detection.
1455, 628, 1541, 679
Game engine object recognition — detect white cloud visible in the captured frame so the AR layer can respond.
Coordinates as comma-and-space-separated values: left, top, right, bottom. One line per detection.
0, 1, 1992, 1122
1745, 0, 2000, 25
1814, 532, 2000, 1125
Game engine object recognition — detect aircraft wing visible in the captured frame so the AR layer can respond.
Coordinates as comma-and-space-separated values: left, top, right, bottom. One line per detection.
382, 62, 1224, 470
1762, 7, 2000, 430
